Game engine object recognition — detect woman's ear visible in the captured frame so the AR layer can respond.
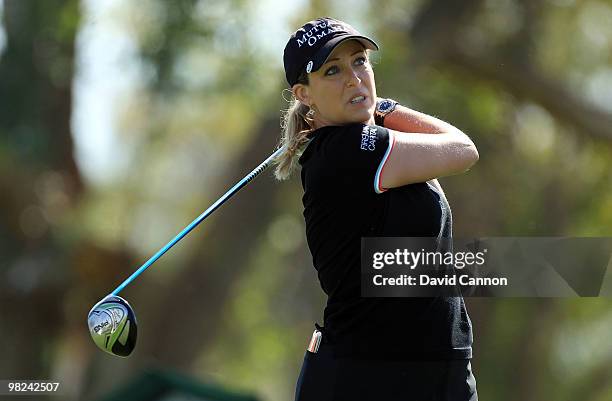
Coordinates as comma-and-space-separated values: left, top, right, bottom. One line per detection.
292, 84, 311, 107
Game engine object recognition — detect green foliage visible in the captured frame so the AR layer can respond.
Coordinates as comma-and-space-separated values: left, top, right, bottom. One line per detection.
1, 0, 611, 400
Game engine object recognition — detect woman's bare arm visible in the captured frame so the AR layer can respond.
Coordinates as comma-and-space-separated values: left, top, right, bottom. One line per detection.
377, 103, 478, 189
382, 103, 457, 134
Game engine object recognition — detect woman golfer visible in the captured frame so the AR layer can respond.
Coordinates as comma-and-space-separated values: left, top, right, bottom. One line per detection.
275, 17, 479, 401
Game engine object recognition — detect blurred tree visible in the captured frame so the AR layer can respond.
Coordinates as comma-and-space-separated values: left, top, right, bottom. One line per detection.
1, 0, 611, 400
80, 0, 611, 400
0, 0, 82, 380
79, 1, 291, 399
403, 1, 612, 400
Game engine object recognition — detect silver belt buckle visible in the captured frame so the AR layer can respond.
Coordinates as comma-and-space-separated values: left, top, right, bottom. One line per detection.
307, 329, 322, 353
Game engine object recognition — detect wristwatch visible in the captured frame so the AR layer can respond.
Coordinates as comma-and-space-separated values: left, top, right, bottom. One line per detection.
374, 98, 398, 126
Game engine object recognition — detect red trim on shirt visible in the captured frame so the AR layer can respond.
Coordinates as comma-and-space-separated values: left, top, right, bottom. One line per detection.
376, 132, 396, 193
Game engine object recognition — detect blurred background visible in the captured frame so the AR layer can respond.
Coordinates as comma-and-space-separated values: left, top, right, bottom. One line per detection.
1, 0, 611, 400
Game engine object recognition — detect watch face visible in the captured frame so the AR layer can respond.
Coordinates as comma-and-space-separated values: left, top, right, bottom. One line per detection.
378, 100, 393, 113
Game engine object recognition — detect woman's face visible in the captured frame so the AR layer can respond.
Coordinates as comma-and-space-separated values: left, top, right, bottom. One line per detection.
293, 40, 377, 127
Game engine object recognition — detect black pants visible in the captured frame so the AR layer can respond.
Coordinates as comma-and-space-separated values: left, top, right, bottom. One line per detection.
295, 341, 478, 401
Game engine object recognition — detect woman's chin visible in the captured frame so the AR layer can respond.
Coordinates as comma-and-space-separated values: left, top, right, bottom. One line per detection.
350, 112, 374, 125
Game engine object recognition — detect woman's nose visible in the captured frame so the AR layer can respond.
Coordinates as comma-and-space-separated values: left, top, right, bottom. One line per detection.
346, 69, 362, 87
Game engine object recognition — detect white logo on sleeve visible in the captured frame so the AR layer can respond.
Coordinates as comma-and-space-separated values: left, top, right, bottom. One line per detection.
360, 126, 377, 151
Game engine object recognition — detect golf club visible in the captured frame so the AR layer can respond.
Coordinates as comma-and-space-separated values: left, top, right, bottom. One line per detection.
88, 147, 283, 357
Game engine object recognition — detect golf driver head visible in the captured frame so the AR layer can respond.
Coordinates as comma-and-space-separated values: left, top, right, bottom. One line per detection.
87, 295, 137, 357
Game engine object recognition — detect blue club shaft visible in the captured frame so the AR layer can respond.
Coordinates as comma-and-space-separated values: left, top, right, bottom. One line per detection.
111, 147, 283, 296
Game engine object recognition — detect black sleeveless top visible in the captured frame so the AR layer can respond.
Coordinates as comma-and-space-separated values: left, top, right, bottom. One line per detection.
299, 123, 473, 360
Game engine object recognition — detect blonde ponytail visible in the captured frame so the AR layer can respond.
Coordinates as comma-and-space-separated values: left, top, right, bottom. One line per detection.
274, 93, 314, 181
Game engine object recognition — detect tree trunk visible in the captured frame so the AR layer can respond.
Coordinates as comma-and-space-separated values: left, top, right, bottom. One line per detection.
0, 0, 81, 380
